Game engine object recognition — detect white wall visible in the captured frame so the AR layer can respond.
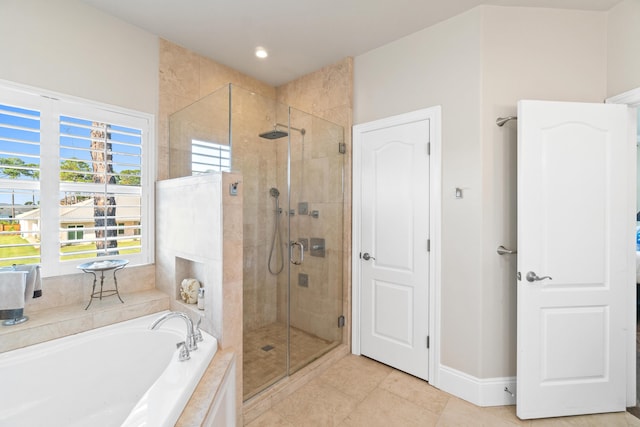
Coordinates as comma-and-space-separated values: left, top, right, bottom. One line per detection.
607, 0, 640, 97
354, 5, 609, 381
0, 0, 159, 307
355, 7, 485, 377
0, 0, 158, 114
479, 6, 607, 379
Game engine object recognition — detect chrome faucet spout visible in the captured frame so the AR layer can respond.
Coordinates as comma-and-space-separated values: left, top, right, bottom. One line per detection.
150, 311, 198, 351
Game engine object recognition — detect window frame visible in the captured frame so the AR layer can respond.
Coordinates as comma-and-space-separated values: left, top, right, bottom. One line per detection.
0, 80, 155, 277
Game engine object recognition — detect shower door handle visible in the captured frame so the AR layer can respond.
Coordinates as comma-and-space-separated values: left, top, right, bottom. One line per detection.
290, 241, 304, 265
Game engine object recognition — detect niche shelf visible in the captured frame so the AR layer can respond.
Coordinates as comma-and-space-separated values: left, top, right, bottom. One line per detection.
175, 256, 206, 318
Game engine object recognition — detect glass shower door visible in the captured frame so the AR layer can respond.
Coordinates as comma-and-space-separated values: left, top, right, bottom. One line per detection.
287, 107, 344, 374
224, 84, 345, 400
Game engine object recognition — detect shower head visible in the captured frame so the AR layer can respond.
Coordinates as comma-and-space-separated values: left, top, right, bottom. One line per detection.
496, 116, 517, 127
259, 129, 289, 139
259, 123, 306, 139
269, 187, 280, 198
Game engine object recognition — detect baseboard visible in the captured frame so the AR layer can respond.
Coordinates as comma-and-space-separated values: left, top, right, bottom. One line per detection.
438, 365, 516, 407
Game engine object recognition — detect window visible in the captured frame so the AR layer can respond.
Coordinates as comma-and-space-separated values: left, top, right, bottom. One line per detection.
0, 99, 41, 267
0, 83, 153, 274
192, 139, 230, 174
67, 225, 84, 241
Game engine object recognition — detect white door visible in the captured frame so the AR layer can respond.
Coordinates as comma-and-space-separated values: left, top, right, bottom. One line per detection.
357, 113, 430, 380
517, 100, 632, 419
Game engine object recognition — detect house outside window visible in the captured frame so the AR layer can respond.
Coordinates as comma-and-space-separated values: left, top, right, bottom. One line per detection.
0, 83, 154, 273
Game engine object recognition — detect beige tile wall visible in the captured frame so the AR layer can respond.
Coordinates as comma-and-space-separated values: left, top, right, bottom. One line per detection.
230, 86, 283, 332
158, 41, 354, 418
159, 40, 354, 339
159, 40, 280, 425
159, 40, 281, 336
21, 264, 155, 313
158, 39, 276, 181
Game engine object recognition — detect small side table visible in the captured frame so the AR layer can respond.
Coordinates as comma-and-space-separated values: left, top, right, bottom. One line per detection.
77, 259, 128, 310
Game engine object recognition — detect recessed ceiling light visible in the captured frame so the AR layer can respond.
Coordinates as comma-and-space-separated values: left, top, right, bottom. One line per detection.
255, 46, 268, 59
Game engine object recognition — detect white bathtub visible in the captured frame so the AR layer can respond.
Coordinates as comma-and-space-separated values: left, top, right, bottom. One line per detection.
0, 311, 217, 427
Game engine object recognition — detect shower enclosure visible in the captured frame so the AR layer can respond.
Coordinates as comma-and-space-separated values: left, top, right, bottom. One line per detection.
169, 84, 345, 400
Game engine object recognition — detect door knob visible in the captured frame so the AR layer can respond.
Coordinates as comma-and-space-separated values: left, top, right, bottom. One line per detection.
362, 252, 375, 261
525, 271, 552, 282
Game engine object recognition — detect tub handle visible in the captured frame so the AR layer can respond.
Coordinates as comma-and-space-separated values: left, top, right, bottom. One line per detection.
176, 341, 191, 361
194, 317, 203, 343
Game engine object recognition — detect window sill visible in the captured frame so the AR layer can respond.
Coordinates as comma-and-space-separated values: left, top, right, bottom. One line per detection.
0, 289, 170, 353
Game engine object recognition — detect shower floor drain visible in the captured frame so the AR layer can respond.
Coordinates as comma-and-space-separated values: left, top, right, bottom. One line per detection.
261, 345, 275, 352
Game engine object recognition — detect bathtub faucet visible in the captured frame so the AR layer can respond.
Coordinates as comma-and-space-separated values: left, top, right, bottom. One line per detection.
149, 311, 198, 352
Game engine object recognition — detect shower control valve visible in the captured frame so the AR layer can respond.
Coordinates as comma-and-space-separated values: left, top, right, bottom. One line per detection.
194, 316, 203, 343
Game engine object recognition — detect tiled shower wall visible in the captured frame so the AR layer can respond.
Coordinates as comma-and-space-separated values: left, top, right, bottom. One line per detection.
158, 39, 353, 343
159, 40, 281, 335
230, 88, 285, 332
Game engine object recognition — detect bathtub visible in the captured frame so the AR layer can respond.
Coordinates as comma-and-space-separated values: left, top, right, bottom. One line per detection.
0, 311, 217, 427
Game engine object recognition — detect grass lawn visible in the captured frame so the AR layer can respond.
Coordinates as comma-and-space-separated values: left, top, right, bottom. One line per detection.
0, 235, 140, 267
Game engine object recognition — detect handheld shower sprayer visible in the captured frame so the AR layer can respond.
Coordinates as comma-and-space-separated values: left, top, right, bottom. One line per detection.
268, 187, 284, 275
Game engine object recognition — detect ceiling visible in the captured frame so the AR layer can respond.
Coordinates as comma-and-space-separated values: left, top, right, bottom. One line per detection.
81, 0, 622, 87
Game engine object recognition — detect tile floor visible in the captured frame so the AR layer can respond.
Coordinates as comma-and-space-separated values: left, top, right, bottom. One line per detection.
244, 322, 338, 400
246, 354, 640, 427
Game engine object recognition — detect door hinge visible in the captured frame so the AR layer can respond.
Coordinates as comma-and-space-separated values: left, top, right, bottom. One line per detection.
338, 315, 345, 328
339, 142, 346, 154
426, 336, 430, 349
427, 239, 431, 252
427, 142, 431, 156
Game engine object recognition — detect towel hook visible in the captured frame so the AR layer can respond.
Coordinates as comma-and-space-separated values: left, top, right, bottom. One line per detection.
497, 245, 517, 255
496, 116, 517, 127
